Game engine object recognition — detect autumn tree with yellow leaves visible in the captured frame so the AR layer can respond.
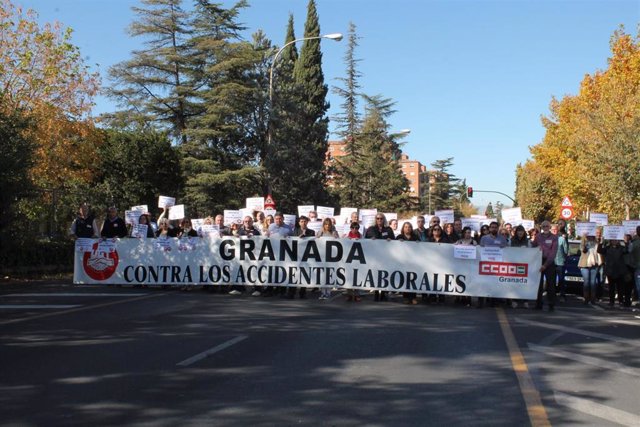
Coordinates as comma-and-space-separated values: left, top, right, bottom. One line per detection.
516, 27, 640, 223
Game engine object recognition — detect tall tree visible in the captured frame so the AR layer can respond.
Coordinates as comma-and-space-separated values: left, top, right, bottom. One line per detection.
332, 21, 362, 142
269, 0, 330, 208
333, 95, 413, 210
516, 27, 640, 222
107, 0, 194, 144
429, 158, 460, 212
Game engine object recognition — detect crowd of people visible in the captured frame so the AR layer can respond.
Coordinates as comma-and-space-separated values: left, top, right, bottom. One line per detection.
70, 203, 640, 310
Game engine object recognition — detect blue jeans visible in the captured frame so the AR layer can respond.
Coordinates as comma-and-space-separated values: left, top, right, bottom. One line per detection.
581, 267, 598, 299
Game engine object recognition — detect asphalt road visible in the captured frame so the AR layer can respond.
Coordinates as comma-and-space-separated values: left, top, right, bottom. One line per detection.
0, 283, 639, 426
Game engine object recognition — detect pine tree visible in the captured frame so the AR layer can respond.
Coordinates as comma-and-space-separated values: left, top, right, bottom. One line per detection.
335, 95, 413, 211
429, 158, 460, 212
272, 0, 329, 208
107, 0, 195, 144
332, 22, 362, 141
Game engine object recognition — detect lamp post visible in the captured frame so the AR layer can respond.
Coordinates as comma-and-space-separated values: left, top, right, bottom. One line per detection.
267, 32, 343, 148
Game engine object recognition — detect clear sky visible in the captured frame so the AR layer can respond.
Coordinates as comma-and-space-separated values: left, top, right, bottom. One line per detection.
15, 0, 640, 213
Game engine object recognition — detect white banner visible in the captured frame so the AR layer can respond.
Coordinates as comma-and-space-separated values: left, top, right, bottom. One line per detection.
74, 238, 541, 299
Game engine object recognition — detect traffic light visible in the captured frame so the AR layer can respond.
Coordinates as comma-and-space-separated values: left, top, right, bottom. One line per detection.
467, 187, 473, 198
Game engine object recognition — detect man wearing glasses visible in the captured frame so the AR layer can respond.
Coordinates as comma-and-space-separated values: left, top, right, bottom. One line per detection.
365, 213, 395, 301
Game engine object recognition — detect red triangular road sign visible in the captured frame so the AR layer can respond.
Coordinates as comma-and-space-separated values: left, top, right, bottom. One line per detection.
561, 196, 573, 207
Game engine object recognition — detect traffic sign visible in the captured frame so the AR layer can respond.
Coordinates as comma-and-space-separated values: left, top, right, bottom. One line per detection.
560, 207, 574, 220
561, 196, 573, 207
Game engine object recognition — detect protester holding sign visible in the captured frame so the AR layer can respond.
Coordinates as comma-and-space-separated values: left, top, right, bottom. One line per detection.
177, 218, 198, 238
101, 207, 127, 238
69, 203, 99, 238
397, 222, 419, 305
531, 221, 558, 311
597, 239, 630, 307
365, 213, 395, 302
578, 233, 600, 304
134, 213, 155, 238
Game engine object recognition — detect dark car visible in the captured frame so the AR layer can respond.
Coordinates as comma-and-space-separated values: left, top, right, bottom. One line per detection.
563, 239, 584, 294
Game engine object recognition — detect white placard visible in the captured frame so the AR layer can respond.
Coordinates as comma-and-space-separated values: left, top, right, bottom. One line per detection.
154, 237, 173, 252
461, 218, 481, 232
471, 215, 488, 219
336, 223, 350, 237
131, 205, 149, 214
239, 208, 253, 222
333, 215, 347, 225
435, 209, 454, 225
454, 245, 477, 260
283, 214, 297, 227
224, 210, 242, 226
589, 212, 608, 226
480, 247, 503, 262
384, 212, 398, 221
131, 224, 149, 239
125, 210, 143, 225
168, 204, 185, 220
200, 224, 219, 237
158, 196, 176, 208
501, 207, 522, 224
316, 206, 335, 219
359, 209, 378, 221
622, 220, 640, 236
361, 214, 376, 229
576, 222, 597, 237
191, 219, 204, 231
298, 205, 315, 218
340, 207, 358, 220
480, 218, 497, 227
520, 220, 535, 231
307, 221, 323, 233
245, 197, 265, 212
603, 225, 625, 241
264, 208, 277, 218
75, 238, 95, 252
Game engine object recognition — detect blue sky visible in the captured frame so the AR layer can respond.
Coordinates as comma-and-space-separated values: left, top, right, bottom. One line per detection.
16, 0, 639, 213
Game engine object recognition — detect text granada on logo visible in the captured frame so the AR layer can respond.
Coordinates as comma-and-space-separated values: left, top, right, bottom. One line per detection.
83, 242, 119, 281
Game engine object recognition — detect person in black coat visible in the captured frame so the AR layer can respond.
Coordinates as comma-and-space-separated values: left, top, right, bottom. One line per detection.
365, 214, 395, 301
101, 206, 127, 238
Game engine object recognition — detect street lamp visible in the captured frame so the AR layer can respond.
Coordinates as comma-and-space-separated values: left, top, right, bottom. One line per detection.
267, 33, 343, 147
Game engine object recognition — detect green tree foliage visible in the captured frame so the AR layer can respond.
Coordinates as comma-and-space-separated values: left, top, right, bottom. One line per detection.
429, 158, 461, 212
332, 22, 362, 142
107, 0, 195, 144
270, 0, 330, 208
0, 109, 33, 242
92, 128, 183, 214
333, 96, 413, 211
515, 161, 558, 223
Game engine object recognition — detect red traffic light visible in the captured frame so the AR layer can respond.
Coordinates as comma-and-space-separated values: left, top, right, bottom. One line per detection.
467, 187, 473, 198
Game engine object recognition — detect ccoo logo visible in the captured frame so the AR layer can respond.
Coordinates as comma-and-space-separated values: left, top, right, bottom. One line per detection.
479, 262, 528, 277
83, 241, 119, 281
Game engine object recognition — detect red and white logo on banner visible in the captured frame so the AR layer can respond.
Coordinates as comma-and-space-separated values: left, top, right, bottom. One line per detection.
83, 241, 119, 281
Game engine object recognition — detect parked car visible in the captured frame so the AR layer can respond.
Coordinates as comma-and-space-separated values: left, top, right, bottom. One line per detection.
563, 239, 584, 295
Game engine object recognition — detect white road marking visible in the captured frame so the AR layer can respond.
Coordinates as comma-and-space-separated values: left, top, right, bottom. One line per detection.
514, 317, 638, 346
0, 305, 81, 309
555, 392, 640, 427
528, 343, 640, 377
590, 303, 605, 311
177, 335, 248, 367
2, 293, 149, 297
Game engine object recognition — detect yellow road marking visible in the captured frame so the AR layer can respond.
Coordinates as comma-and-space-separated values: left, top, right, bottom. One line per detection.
0, 293, 166, 326
497, 307, 551, 427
